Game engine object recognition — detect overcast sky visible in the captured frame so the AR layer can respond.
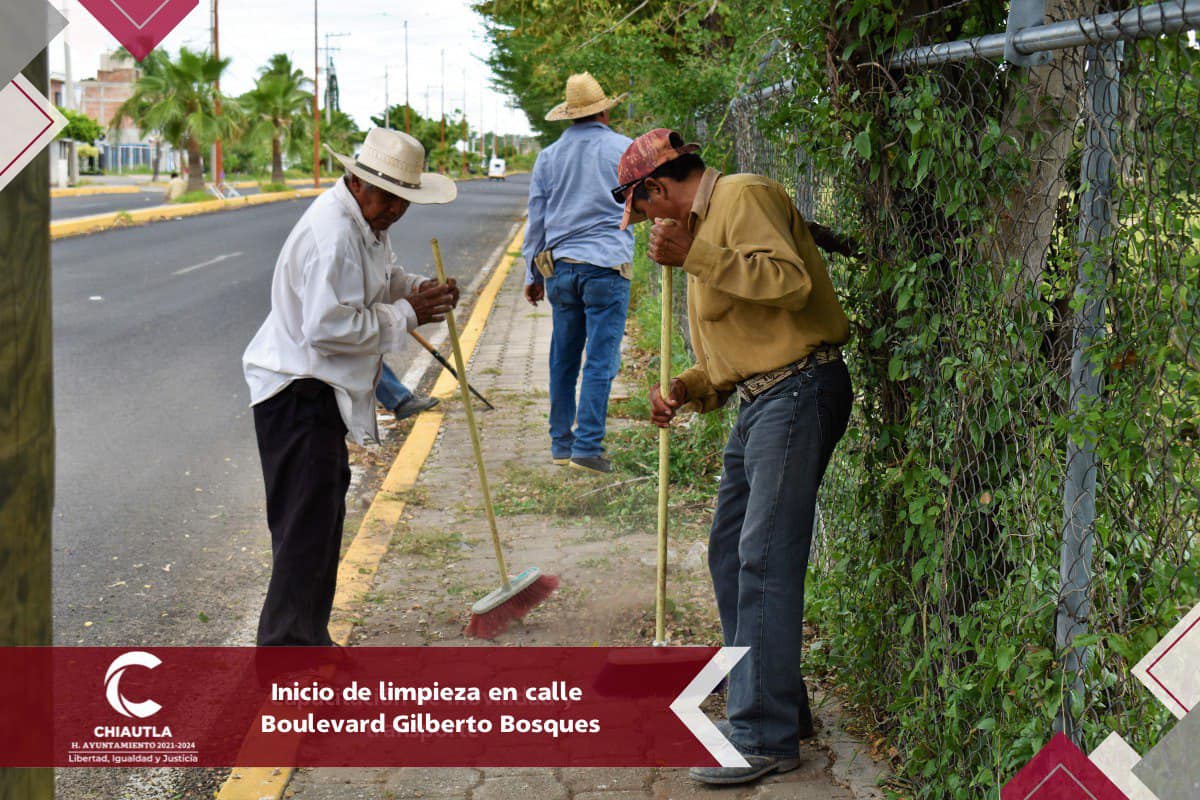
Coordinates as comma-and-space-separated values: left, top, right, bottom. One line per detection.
47, 0, 535, 135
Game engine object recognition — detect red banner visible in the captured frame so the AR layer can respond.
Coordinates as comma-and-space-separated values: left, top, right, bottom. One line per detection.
0, 647, 732, 768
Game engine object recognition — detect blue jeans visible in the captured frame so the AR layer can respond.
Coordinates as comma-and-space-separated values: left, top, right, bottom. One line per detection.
374, 362, 413, 411
708, 360, 852, 756
544, 261, 630, 458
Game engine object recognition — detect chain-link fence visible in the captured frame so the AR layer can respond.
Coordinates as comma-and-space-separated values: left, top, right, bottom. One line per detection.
718, 3, 1198, 795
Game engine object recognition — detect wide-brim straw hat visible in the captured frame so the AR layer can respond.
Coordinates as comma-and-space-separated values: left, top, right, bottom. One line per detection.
325, 128, 456, 205
545, 72, 627, 122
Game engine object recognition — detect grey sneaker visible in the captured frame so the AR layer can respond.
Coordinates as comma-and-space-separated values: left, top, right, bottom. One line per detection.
688, 754, 801, 785
393, 395, 439, 421
569, 455, 612, 474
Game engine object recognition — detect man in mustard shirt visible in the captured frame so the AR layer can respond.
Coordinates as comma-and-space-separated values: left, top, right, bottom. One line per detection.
614, 129, 853, 785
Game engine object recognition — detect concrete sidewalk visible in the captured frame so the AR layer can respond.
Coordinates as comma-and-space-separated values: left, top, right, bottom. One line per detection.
286, 261, 884, 799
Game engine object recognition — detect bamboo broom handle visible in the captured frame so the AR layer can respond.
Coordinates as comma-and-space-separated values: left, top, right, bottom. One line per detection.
431, 239, 511, 591
656, 262, 672, 646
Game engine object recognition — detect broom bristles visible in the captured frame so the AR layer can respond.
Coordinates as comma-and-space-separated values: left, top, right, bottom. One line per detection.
464, 574, 559, 639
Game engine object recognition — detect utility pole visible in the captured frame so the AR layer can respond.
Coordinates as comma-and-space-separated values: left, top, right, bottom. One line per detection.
212, 0, 223, 187
62, 0, 73, 110
312, 0, 320, 188
0, 49, 53, 800
321, 32, 347, 124
404, 20, 410, 133
439, 49, 446, 162
461, 69, 468, 176
319, 33, 347, 175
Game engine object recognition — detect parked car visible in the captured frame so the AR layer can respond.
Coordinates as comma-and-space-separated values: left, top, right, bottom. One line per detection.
487, 157, 507, 181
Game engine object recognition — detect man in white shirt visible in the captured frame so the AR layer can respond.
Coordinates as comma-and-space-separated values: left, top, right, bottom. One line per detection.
243, 128, 458, 646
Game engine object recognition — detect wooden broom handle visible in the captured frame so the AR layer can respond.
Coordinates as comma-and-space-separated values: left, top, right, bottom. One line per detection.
656, 263, 672, 646
431, 239, 511, 591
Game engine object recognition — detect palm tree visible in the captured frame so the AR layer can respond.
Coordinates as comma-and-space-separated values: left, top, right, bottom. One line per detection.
113, 47, 232, 193
320, 109, 364, 168
241, 54, 313, 184
109, 48, 168, 180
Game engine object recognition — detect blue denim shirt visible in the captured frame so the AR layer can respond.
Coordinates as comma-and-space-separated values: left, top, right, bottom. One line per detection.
522, 122, 634, 286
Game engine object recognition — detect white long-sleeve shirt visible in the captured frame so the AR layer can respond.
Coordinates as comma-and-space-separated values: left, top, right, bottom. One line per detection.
243, 179, 425, 444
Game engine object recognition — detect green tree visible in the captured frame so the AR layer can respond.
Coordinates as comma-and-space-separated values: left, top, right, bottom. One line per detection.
56, 107, 103, 144
113, 47, 233, 192
473, 0, 784, 148
241, 54, 314, 184
370, 103, 471, 174
320, 108, 364, 159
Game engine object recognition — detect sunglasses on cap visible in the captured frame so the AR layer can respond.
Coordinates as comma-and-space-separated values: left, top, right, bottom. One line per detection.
610, 177, 647, 205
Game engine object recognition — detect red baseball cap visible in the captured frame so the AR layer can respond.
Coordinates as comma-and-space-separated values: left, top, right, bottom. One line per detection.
613, 128, 700, 230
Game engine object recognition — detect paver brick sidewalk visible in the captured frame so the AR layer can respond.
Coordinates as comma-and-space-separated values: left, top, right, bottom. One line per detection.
286, 263, 878, 799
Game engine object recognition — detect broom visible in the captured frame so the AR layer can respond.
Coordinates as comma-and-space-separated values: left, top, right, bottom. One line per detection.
430, 238, 558, 639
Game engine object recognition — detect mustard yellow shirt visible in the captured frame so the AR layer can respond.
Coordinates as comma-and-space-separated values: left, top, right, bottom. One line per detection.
675, 169, 850, 412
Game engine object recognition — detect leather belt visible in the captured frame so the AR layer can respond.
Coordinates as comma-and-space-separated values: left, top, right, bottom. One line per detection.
736, 345, 842, 403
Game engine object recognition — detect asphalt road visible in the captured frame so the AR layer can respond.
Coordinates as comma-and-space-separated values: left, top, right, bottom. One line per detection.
52, 174, 530, 645
51, 185, 284, 220
51, 188, 166, 219
51, 174, 529, 798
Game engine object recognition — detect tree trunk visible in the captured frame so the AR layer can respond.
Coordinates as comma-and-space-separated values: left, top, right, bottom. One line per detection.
0, 50, 54, 800
986, 0, 1091, 299
151, 139, 162, 182
186, 138, 205, 193
271, 132, 284, 184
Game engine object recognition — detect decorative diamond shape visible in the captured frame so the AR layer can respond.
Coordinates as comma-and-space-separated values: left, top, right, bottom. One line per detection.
1133, 602, 1200, 719
0, 1, 68, 87
0, 74, 68, 194
77, 0, 199, 61
1089, 732, 1158, 800
1002, 733, 1129, 800
1133, 707, 1200, 800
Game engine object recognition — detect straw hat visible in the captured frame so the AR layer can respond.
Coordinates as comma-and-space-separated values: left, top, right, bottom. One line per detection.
324, 128, 457, 204
544, 72, 627, 122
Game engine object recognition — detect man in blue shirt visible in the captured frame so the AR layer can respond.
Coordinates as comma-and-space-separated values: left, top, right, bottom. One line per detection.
523, 73, 634, 474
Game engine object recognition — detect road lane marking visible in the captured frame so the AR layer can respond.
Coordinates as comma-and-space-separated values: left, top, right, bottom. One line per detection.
173, 251, 244, 276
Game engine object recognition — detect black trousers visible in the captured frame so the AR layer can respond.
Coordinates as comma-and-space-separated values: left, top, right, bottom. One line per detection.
253, 378, 351, 646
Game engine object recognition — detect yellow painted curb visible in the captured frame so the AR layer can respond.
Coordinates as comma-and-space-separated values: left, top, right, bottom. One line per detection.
215, 221, 527, 800
49, 188, 324, 240
50, 184, 142, 198
432, 226, 524, 399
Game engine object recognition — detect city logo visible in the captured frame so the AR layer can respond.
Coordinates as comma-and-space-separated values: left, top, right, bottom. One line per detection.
104, 651, 163, 719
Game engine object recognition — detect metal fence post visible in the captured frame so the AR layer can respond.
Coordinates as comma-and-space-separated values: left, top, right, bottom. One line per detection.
1055, 40, 1121, 742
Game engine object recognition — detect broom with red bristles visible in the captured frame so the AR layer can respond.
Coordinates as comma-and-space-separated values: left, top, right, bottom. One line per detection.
431, 239, 558, 639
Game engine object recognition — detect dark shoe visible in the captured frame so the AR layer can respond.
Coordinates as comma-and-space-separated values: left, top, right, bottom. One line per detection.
393, 395, 439, 421
569, 455, 612, 474
688, 754, 801, 786
552, 453, 571, 466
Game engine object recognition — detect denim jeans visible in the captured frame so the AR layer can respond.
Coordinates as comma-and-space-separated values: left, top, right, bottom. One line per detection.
544, 261, 631, 458
374, 362, 413, 411
708, 360, 853, 756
